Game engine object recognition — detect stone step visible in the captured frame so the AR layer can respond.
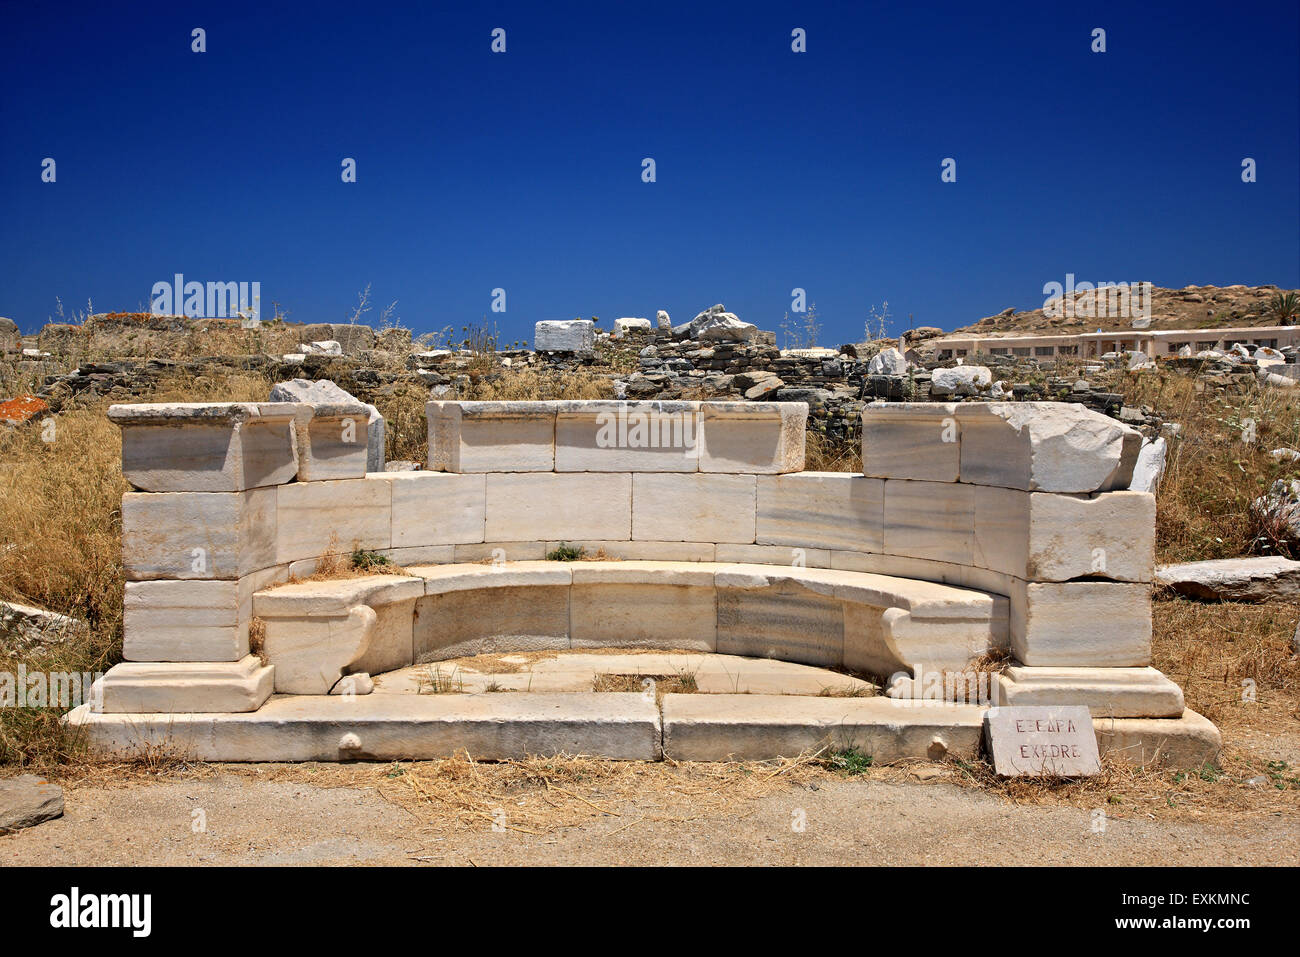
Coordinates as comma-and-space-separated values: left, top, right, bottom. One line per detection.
65, 692, 1222, 768
66, 692, 662, 762
661, 694, 985, 762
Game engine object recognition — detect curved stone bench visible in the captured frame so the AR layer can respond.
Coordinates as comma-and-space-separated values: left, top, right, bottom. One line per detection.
72, 397, 1219, 767
251, 561, 1009, 695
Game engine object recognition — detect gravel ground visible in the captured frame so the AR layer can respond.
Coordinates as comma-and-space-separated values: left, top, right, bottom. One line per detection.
3, 772, 1295, 866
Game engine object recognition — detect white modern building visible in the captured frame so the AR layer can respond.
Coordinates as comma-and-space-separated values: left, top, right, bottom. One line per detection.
924, 325, 1300, 361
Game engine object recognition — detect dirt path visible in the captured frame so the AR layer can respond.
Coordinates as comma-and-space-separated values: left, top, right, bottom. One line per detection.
4, 770, 1295, 866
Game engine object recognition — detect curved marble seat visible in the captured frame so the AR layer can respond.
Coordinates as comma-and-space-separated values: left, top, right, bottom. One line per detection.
251, 560, 1008, 695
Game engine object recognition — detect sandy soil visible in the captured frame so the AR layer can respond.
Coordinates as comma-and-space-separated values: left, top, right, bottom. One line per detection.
3, 766, 1295, 867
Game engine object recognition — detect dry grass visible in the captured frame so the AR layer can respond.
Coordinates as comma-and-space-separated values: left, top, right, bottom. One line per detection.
0, 369, 275, 767
356, 749, 830, 836
1151, 596, 1298, 731
803, 430, 858, 472
592, 672, 699, 701
464, 368, 613, 402
1119, 369, 1300, 562
272, 538, 412, 587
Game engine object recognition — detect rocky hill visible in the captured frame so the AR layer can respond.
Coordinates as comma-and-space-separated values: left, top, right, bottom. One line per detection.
952, 284, 1299, 337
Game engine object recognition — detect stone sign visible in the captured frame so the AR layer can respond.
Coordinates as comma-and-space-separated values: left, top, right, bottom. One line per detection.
983, 705, 1101, 777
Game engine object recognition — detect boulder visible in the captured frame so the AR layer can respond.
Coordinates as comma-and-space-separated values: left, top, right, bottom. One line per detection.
1, 600, 88, 655
269, 378, 385, 473
1177, 344, 1193, 357
689, 304, 758, 342
656, 310, 672, 332
1270, 448, 1300, 463
299, 340, 343, 356
930, 365, 993, 397
0, 317, 18, 354
1156, 557, 1300, 602
901, 326, 944, 342
1128, 436, 1167, 493
37, 323, 81, 354
1254, 346, 1287, 367
0, 395, 50, 427
867, 347, 908, 375
0, 775, 64, 832
534, 319, 595, 354
733, 370, 784, 400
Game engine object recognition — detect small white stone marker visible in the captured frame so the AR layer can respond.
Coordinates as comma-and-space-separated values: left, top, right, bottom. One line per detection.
983, 705, 1100, 777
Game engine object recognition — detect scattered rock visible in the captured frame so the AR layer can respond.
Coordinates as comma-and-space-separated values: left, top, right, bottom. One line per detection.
1252, 479, 1300, 543
299, 340, 343, 356
901, 326, 944, 342
655, 310, 672, 332
1156, 557, 1300, 602
930, 365, 992, 397
733, 370, 784, 400
0, 394, 49, 427
689, 304, 758, 342
383, 460, 422, 472
867, 347, 908, 375
0, 775, 64, 832
1128, 436, 1167, 493
1, 600, 89, 654
330, 672, 375, 695
613, 317, 652, 338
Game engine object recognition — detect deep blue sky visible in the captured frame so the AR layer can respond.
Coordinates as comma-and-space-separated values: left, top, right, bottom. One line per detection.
2, 1, 1297, 343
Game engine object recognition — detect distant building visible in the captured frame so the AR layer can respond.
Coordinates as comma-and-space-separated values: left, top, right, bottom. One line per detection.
924, 325, 1299, 361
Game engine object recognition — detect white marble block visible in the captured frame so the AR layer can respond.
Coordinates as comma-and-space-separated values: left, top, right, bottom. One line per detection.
291, 403, 371, 481
995, 665, 1184, 718
882, 479, 975, 565
570, 581, 717, 651
555, 400, 700, 472
122, 487, 277, 581
716, 577, 844, 668
276, 476, 392, 564
485, 473, 632, 541
414, 586, 571, 661
123, 573, 285, 662
426, 401, 556, 472
387, 472, 486, 547
756, 472, 884, 552
862, 403, 961, 482
956, 402, 1141, 492
534, 319, 595, 353
698, 402, 807, 473
1010, 580, 1152, 666
632, 473, 756, 543
110, 402, 302, 492
95, 656, 274, 714
974, 487, 1155, 582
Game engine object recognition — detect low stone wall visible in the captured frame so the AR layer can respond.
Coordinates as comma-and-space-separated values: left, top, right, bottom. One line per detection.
71, 395, 1209, 763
